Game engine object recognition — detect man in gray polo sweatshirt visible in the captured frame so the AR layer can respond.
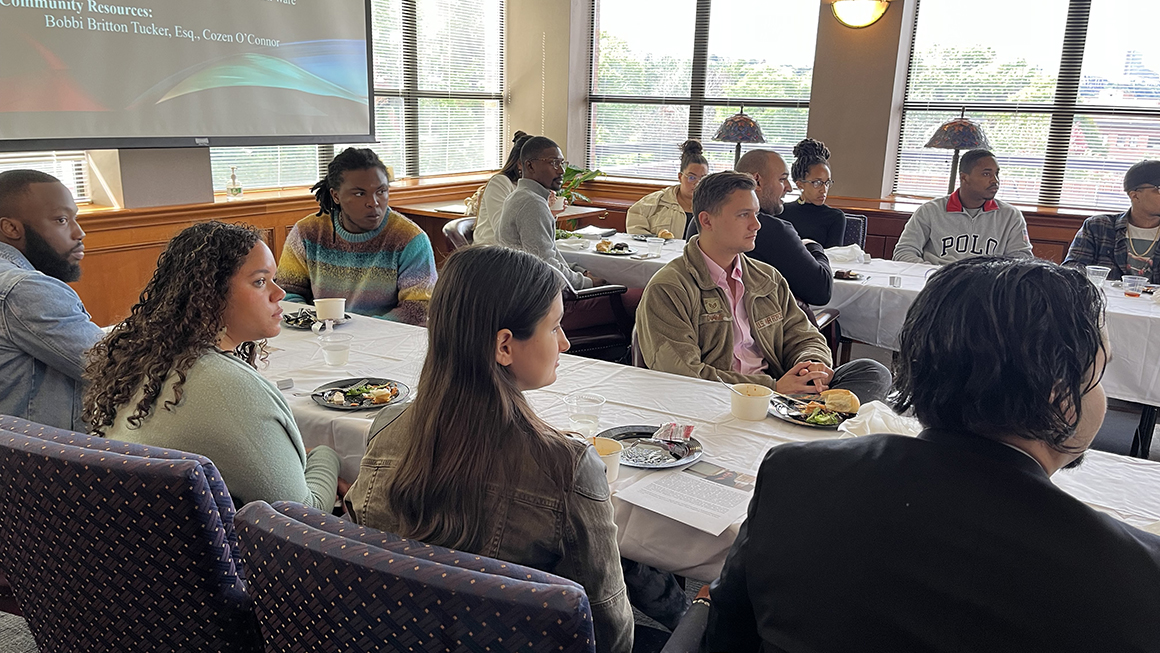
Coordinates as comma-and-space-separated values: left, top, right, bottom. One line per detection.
893, 149, 1033, 265
496, 136, 595, 290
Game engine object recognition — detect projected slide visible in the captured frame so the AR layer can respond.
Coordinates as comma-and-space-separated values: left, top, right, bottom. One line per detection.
0, 0, 371, 144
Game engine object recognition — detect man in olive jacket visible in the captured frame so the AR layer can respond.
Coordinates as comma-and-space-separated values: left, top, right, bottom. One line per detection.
636, 171, 890, 401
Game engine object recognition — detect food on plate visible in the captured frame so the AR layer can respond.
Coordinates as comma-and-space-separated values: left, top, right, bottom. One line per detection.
283, 308, 318, 328
821, 388, 860, 414
324, 382, 399, 407
834, 270, 863, 280
657, 229, 675, 239
804, 407, 843, 426
595, 240, 631, 254
555, 228, 581, 240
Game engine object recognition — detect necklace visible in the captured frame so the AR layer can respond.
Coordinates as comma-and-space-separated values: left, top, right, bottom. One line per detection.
1128, 222, 1160, 259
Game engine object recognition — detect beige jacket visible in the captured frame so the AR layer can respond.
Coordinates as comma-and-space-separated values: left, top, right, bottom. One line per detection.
636, 236, 832, 386
625, 185, 689, 236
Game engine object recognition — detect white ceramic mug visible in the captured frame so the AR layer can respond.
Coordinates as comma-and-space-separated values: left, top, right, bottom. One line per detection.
592, 437, 623, 483
730, 383, 773, 421
314, 297, 346, 321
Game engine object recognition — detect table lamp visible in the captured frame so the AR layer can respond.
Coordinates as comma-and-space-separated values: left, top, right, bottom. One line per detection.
713, 106, 765, 168
924, 113, 991, 195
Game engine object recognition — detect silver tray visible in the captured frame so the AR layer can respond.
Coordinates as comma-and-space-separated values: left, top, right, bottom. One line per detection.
596, 425, 703, 469
311, 377, 410, 411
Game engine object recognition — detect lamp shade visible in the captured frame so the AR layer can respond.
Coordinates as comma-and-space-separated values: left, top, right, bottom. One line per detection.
713, 111, 766, 145
831, 1, 890, 28
924, 118, 991, 151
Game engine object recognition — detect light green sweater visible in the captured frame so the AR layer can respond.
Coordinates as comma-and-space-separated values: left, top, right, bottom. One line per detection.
104, 350, 340, 511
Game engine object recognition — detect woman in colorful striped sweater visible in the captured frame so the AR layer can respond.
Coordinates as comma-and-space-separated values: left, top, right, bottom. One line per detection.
276, 148, 436, 326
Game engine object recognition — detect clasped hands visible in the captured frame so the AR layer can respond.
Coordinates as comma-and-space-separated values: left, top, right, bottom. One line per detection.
775, 360, 834, 395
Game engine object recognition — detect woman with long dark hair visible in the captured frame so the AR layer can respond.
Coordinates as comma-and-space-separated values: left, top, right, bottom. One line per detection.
626, 140, 709, 237
473, 130, 533, 245
84, 221, 340, 510
346, 245, 634, 653
779, 138, 847, 248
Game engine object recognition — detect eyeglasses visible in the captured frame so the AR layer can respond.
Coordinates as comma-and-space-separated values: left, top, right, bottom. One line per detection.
804, 179, 834, 189
1131, 184, 1160, 194
682, 172, 704, 184
534, 158, 569, 170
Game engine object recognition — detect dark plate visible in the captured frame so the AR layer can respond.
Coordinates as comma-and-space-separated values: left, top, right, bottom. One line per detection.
311, 377, 410, 411
768, 396, 847, 430
595, 246, 637, 256
282, 308, 353, 330
595, 425, 703, 469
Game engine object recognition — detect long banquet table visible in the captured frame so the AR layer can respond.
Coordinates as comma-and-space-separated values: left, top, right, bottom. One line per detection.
263, 301, 1160, 581
559, 233, 684, 289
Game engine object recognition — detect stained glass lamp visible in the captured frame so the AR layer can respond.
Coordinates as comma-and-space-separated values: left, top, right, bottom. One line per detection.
924, 116, 992, 194
713, 106, 766, 168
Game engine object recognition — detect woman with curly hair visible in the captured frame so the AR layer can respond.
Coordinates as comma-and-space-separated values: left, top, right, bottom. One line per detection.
84, 221, 340, 510
778, 138, 847, 248
626, 139, 708, 237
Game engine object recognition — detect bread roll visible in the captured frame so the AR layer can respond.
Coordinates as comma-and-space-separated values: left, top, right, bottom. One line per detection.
820, 389, 860, 414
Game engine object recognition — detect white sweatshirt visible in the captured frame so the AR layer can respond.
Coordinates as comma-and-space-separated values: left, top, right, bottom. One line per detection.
893, 191, 1033, 265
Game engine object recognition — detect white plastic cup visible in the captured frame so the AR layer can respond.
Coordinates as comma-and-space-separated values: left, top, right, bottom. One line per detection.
564, 392, 606, 437
730, 383, 773, 421
314, 297, 346, 321
1085, 265, 1111, 287
646, 237, 664, 257
550, 194, 566, 213
592, 437, 623, 483
1123, 275, 1147, 297
319, 333, 352, 366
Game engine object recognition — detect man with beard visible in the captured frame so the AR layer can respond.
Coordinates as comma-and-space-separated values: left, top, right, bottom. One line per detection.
496, 136, 602, 291
705, 257, 1160, 652
893, 149, 1033, 264
0, 170, 103, 430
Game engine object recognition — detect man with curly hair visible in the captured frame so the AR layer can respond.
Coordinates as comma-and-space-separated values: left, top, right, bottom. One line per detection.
0, 170, 104, 430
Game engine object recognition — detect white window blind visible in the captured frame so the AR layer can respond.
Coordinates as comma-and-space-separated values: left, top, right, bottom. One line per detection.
589, 0, 817, 179
0, 152, 89, 202
210, 146, 323, 192
895, 0, 1160, 209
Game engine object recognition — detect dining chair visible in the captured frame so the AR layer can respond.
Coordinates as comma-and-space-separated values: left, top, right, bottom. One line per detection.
235, 501, 597, 653
442, 216, 476, 252
841, 213, 867, 249
563, 282, 634, 364
0, 417, 261, 652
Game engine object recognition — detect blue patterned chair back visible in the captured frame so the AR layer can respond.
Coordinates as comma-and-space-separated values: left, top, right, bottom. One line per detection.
0, 421, 261, 652
236, 501, 596, 653
842, 213, 867, 248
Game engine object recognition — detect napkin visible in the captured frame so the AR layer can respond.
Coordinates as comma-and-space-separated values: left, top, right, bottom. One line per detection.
573, 225, 617, 238
555, 239, 588, 251
824, 244, 867, 264
837, 400, 922, 438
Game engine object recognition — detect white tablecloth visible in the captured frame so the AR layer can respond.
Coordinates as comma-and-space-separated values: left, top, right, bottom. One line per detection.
263, 302, 1160, 581
559, 233, 685, 288
822, 259, 1160, 407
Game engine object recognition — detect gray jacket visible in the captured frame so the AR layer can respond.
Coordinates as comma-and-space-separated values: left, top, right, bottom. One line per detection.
893, 191, 1033, 264
496, 178, 592, 289
0, 242, 104, 430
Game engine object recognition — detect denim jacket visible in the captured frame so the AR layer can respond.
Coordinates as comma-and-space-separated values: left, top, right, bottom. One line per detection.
0, 243, 104, 430
1063, 210, 1160, 283
347, 409, 634, 653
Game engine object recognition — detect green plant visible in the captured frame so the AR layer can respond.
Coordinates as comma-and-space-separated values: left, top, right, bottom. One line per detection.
558, 165, 603, 204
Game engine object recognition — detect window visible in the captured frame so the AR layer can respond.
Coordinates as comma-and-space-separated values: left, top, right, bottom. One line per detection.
588, 0, 818, 178
0, 152, 89, 202
895, 0, 1160, 209
211, 0, 504, 191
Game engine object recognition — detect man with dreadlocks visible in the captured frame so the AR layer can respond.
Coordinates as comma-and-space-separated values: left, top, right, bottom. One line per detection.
276, 148, 436, 326
0, 170, 104, 430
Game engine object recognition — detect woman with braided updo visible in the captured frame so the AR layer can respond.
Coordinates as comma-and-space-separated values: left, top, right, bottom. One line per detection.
625, 139, 709, 237
84, 221, 341, 510
779, 138, 847, 248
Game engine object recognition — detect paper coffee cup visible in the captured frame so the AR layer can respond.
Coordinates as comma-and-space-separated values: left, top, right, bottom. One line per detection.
730, 383, 773, 421
314, 297, 346, 321
592, 437, 623, 483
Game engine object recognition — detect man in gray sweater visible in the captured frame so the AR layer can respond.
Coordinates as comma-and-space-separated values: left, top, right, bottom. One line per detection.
893, 149, 1033, 264
497, 136, 599, 290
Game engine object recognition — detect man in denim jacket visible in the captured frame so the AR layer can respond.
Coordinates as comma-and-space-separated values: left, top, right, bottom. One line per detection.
0, 170, 103, 430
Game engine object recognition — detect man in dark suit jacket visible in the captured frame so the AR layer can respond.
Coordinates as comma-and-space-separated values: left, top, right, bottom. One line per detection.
685, 151, 832, 305
705, 256, 1160, 652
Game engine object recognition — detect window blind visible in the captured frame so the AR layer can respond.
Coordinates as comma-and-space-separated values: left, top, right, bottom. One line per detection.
895, 0, 1160, 209
0, 152, 89, 202
589, 0, 817, 179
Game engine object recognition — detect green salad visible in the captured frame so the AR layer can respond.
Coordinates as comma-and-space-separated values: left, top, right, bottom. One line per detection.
804, 407, 842, 426
555, 229, 581, 240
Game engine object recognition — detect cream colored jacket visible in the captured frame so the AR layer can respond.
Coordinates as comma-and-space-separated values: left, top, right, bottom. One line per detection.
625, 185, 688, 236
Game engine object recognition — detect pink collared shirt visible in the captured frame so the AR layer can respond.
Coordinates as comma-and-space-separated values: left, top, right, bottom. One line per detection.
699, 245, 767, 375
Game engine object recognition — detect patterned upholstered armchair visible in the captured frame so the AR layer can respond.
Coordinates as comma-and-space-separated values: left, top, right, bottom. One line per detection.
236, 500, 597, 653
0, 416, 261, 652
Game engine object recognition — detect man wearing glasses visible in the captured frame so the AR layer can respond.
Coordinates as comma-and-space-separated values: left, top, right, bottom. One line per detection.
497, 136, 602, 290
1064, 159, 1160, 283
893, 149, 1033, 264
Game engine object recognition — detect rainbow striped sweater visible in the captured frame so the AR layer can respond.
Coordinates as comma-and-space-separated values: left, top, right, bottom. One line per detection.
276, 210, 436, 326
